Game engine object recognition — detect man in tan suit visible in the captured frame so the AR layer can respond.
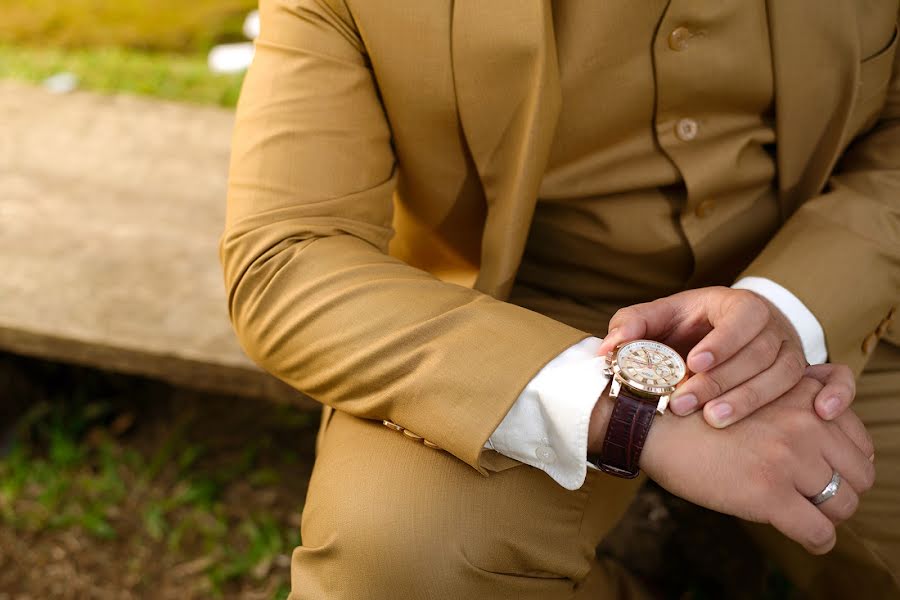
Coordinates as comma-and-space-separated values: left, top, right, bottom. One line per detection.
220, 1, 900, 598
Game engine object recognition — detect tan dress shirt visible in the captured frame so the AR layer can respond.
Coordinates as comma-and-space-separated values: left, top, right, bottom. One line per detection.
510, 0, 782, 329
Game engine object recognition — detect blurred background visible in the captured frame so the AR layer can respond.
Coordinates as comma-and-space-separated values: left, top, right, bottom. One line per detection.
0, 3, 792, 599
0, 3, 321, 599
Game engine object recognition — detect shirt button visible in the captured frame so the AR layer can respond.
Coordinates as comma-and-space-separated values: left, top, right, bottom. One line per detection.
668, 26, 691, 51
535, 446, 556, 464
675, 118, 699, 141
695, 200, 715, 218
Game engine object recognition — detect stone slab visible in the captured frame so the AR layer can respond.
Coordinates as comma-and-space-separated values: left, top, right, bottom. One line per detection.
0, 81, 314, 406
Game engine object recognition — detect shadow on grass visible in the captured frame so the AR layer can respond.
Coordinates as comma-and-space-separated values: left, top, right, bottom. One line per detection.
0, 352, 318, 599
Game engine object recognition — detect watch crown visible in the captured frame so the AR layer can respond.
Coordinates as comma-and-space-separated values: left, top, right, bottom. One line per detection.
601, 354, 614, 377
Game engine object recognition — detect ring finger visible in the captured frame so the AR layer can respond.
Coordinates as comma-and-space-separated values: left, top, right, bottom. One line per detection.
796, 459, 861, 524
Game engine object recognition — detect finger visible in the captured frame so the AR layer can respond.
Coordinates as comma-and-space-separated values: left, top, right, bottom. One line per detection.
701, 342, 806, 427
669, 329, 781, 416
808, 471, 861, 525
767, 492, 837, 554
598, 299, 679, 356
804, 364, 857, 421
791, 452, 860, 525
822, 426, 876, 495
686, 290, 771, 373
831, 410, 876, 461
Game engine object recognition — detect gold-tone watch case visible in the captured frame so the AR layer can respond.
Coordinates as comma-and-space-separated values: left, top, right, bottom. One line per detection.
601, 340, 687, 415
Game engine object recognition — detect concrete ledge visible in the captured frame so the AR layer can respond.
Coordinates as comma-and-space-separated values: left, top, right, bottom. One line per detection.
0, 80, 315, 408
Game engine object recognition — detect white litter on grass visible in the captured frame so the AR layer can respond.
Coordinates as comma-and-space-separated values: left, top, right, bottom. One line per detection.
208, 42, 255, 74
43, 72, 79, 94
243, 10, 260, 40
208, 10, 259, 74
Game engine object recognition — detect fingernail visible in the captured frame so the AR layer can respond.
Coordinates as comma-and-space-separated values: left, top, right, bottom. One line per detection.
670, 393, 698, 415
709, 402, 733, 426
690, 351, 715, 373
822, 396, 841, 419
869, 453, 876, 463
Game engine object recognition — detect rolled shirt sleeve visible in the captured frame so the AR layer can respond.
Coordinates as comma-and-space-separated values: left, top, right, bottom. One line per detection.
485, 336, 610, 490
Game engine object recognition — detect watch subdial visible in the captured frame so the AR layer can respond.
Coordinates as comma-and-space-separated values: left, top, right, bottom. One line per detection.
654, 364, 674, 379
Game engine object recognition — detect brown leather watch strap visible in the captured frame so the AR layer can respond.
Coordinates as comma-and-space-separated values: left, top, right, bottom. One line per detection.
590, 388, 657, 479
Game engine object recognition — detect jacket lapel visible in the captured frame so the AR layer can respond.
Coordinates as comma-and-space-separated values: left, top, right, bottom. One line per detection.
451, 1, 560, 299
766, 0, 861, 215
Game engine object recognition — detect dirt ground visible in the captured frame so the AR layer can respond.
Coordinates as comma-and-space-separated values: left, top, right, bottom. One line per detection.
0, 353, 316, 599
0, 353, 792, 600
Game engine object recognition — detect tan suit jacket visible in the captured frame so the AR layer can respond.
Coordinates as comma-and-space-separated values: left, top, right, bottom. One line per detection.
220, 0, 900, 474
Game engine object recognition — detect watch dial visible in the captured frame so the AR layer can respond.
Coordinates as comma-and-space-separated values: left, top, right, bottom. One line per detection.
616, 341, 686, 389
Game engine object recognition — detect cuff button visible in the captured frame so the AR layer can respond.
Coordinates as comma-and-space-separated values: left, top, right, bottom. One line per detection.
862, 332, 879, 354
382, 420, 403, 432
535, 446, 557, 464
422, 439, 441, 449
402, 429, 424, 441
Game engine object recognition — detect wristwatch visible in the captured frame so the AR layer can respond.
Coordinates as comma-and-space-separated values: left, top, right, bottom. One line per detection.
589, 339, 687, 478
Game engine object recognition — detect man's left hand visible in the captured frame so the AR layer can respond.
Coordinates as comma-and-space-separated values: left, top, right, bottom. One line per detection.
596, 287, 856, 428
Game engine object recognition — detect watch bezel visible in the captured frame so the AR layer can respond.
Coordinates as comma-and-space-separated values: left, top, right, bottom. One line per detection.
608, 340, 686, 396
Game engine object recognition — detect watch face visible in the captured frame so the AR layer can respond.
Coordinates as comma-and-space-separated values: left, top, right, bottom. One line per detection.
615, 340, 686, 393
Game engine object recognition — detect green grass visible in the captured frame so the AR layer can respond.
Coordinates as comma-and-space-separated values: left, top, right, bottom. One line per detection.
0, 44, 245, 107
0, 395, 303, 599
2, 0, 258, 53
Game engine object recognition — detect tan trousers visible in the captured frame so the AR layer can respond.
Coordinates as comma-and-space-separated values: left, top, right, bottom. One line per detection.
288, 342, 900, 599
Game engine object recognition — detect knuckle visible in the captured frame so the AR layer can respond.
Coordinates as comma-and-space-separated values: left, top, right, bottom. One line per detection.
735, 290, 770, 322
751, 332, 781, 367
808, 523, 836, 551
770, 436, 795, 462
699, 372, 725, 399
833, 493, 859, 521
740, 384, 764, 410
860, 461, 876, 492
782, 351, 807, 380
835, 365, 857, 395
796, 376, 825, 398
757, 440, 793, 486
863, 432, 876, 461
783, 407, 816, 433
609, 308, 629, 327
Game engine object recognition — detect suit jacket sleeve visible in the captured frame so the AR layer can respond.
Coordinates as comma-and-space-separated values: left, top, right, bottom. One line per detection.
218, 0, 590, 473
740, 19, 900, 375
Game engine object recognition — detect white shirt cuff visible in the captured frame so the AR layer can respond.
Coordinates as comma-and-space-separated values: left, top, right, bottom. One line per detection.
484, 336, 610, 490
732, 276, 828, 365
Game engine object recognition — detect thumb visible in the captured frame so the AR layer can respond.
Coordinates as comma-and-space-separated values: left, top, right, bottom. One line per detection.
805, 363, 856, 421
597, 298, 679, 356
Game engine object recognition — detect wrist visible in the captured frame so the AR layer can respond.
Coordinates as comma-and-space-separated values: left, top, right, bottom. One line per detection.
586, 388, 614, 455
638, 404, 689, 477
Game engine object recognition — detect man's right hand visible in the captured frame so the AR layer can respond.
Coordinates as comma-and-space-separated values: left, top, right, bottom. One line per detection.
599, 377, 876, 554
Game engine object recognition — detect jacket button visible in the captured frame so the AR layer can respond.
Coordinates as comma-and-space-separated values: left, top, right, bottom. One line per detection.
382, 420, 403, 432
668, 27, 691, 51
862, 332, 879, 354
675, 118, 699, 141
402, 429, 424, 441
422, 439, 441, 449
